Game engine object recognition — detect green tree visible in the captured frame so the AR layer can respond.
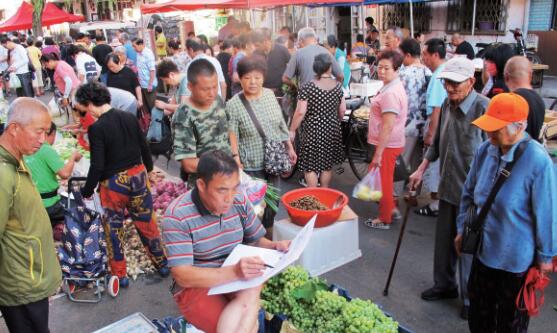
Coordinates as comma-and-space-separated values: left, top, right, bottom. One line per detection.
31, 0, 45, 37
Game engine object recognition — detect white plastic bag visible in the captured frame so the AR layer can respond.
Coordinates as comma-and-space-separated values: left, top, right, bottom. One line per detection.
9, 73, 21, 89
352, 168, 383, 202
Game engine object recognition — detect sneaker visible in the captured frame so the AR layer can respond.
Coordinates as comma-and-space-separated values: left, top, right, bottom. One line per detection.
158, 266, 170, 278
391, 208, 402, 220
119, 277, 129, 288
420, 287, 458, 301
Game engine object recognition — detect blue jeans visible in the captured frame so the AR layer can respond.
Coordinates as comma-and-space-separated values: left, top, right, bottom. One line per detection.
16, 72, 34, 97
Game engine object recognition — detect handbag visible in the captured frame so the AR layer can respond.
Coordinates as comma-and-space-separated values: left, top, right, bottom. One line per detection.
460, 138, 530, 255
239, 93, 291, 176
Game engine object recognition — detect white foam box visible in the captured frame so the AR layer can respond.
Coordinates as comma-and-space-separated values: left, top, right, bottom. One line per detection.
349, 80, 383, 97
273, 206, 362, 276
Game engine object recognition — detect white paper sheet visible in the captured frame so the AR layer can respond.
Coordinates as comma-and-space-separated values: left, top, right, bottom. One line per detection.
208, 215, 316, 295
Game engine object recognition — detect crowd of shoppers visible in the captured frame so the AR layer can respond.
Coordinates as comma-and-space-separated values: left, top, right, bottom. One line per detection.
0, 20, 555, 333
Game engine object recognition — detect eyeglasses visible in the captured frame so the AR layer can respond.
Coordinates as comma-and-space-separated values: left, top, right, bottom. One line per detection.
442, 79, 467, 88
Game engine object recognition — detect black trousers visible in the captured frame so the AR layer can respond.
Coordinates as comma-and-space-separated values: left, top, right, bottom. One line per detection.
468, 258, 530, 333
0, 297, 50, 333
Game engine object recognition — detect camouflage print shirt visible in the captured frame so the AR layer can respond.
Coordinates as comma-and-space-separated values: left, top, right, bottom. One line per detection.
172, 97, 231, 161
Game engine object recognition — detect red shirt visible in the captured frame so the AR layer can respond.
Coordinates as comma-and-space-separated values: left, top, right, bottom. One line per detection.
77, 113, 96, 150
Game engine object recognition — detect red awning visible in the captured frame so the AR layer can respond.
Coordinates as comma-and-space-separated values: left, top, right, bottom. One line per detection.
141, 0, 249, 14
0, 2, 84, 32
248, 0, 360, 7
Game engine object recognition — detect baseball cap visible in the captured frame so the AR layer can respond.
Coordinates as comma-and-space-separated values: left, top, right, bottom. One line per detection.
437, 57, 475, 82
471, 93, 529, 132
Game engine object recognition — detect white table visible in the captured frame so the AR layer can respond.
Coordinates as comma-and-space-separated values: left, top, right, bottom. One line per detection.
273, 206, 362, 276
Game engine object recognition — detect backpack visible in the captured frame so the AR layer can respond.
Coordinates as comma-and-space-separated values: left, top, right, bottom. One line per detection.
147, 107, 173, 161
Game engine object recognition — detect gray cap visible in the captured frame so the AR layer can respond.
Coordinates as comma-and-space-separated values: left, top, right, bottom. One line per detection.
437, 57, 476, 82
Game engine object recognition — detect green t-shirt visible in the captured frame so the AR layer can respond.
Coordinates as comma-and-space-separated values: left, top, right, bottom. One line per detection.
24, 143, 64, 208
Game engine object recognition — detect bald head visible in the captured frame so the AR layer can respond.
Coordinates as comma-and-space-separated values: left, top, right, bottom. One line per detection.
7, 97, 50, 127
504, 56, 533, 90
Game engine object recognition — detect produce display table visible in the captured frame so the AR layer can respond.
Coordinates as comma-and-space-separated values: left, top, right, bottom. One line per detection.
273, 206, 361, 276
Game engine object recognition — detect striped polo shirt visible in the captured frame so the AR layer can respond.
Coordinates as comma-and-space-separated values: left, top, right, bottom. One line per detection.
161, 188, 266, 268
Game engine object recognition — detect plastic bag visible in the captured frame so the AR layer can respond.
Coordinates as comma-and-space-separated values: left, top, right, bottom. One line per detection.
239, 170, 268, 206
352, 168, 383, 202
9, 73, 21, 89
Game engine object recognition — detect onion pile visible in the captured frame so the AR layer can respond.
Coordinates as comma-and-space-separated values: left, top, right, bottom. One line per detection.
152, 180, 187, 213
122, 219, 157, 280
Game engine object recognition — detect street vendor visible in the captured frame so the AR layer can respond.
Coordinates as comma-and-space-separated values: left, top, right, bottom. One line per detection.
24, 122, 82, 241
162, 150, 291, 333
75, 82, 169, 288
0, 98, 62, 332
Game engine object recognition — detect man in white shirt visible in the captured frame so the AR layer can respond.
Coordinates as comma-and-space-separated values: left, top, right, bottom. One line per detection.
0, 36, 34, 97
132, 38, 158, 112
67, 44, 101, 84
184, 39, 227, 99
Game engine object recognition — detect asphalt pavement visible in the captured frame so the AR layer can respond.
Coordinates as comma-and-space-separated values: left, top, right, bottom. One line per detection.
1, 80, 557, 333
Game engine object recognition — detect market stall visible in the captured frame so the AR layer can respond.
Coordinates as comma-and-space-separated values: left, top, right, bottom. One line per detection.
0, 2, 84, 32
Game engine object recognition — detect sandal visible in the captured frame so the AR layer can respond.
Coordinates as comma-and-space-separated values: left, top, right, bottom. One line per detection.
364, 218, 391, 230
415, 204, 439, 217
392, 208, 402, 220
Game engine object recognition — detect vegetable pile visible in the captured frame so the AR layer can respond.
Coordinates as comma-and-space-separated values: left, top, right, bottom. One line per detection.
122, 219, 157, 280
262, 266, 398, 333
152, 180, 187, 213
289, 195, 329, 211
53, 136, 90, 161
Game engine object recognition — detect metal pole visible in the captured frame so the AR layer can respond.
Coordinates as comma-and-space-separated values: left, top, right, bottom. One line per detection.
471, 0, 477, 36
409, 0, 414, 39
305, 6, 309, 27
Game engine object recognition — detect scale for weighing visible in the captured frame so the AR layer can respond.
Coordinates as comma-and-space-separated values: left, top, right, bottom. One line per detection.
92, 313, 158, 333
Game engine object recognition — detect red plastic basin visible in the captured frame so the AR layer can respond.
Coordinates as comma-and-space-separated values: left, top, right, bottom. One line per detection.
281, 188, 349, 228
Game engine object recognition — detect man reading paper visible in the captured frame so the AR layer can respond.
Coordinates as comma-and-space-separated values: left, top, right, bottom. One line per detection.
161, 150, 290, 333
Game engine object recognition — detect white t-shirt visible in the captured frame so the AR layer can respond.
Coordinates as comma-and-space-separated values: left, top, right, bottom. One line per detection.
183, 53, 226, 98
0, 46, 8, 72
75, 53, 101, 83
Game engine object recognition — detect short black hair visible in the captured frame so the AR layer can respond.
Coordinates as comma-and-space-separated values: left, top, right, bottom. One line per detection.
484, 44, 516, 79
76, 32, 86, 40
377, 50, 404, 70
106, 52, 121, 66
198, 34, 209, 45
132, 38, 144, 45
237, 56, 267, 78
168, 40, 180, 50
188, 58, 216, 85
202, 44, 213, 56
26, 38, 34, 46
399, 38, 421, 58
326, 35, 338, 48
95, 34, 106, 42
75, 82, 112, 107
313, 53, 332, 78
222, 38, 233, 50
197, 150, 239, 183
414, 32, 423, 39
40, 53, 60, 63
67, 44, 89, 57
35, 40, 43, 48
187, 31, 196, 37
157, 59, 179, 78
185, 38, 203, 53
424, 38, 446, 59
155, 26, 163, 34
0, 35, 9, 45
365, 17, 375, 25
356, 34, 364, 43
44, 36, 55, 45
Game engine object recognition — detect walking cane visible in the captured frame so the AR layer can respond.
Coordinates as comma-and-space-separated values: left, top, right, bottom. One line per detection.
383, 190, 418, 296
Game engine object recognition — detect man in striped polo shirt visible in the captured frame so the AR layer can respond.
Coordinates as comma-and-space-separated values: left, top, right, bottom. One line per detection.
162, 150, 290, 333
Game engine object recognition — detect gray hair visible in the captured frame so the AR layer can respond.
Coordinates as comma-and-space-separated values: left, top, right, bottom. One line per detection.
114, 46, 126, 55
119, 32, 129, 42
388, 27, 403, 41
298, 27, 316, 42
275, 35, 287, 44
506, 120, 527, 136
7, 98, 49, 127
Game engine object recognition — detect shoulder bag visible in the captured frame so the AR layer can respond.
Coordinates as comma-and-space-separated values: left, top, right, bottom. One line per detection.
461, 138, 531, 254
239, 93, 291, 176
